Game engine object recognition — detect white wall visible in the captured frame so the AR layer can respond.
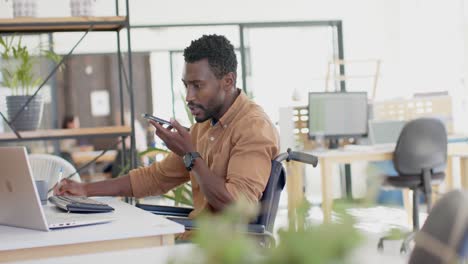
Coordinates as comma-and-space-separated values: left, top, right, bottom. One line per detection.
2, 0, 468, 200
0, 1, 465, 77
3, 0, 464, 99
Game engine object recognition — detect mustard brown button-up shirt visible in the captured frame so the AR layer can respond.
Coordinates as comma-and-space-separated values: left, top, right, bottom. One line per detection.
129, 90, 279, 218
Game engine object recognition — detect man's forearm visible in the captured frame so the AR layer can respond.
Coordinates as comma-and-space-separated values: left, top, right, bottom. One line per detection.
85, 175, 134, 197
191, 158, 233, 211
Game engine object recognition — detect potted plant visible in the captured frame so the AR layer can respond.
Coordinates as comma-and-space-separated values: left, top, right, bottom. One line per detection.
0, 35, 62, 131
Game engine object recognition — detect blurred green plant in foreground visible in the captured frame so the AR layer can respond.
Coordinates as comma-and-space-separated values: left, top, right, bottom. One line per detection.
170, 197, 363, 264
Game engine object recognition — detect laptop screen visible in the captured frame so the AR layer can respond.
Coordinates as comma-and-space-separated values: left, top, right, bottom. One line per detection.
369, 120, 406, 144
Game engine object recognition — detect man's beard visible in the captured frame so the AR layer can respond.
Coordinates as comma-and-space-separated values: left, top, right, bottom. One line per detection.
190, 103, 222, 123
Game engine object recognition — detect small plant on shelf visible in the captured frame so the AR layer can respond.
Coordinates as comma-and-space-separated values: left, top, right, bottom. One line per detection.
0, 35, 62, 131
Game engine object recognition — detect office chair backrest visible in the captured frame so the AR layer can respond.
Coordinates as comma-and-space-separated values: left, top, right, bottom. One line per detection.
393, 118, 447, 175
253, 159, 286, 232
409, 190, 468, 264
29, 154, 81, 191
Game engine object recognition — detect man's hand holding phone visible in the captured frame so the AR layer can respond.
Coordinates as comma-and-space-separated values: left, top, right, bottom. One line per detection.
142, 114, 189, 130
143, 114, 194, 156
142, 114, 172, 127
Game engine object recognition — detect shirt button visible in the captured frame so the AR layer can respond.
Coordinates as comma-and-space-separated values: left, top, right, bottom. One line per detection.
210, 136, 215, 141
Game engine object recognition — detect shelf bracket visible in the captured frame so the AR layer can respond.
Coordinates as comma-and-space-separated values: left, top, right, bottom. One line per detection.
0, 112, 21, 139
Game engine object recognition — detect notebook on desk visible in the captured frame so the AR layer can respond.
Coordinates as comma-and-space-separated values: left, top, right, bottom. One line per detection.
0, 147, 115, 231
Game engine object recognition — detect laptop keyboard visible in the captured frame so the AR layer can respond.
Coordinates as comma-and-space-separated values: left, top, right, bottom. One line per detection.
49, 196, 115, 213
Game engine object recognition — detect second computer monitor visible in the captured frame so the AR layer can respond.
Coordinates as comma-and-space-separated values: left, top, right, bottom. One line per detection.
308, 92, 368, 138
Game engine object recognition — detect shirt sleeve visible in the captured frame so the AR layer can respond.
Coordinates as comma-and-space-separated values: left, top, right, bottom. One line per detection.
225, 117, 279, 202
129, 152, 190, 198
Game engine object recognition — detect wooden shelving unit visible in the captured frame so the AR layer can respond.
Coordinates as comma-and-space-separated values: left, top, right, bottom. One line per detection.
0, 126, 131, 142
0, 16, 127, 33
0, 0, 137, 169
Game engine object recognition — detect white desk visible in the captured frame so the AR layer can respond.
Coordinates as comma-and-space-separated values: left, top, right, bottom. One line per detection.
7, 238, 409, 264
10, 244, 196, 264
0, 198, 185, 263
8, 234, 409, 264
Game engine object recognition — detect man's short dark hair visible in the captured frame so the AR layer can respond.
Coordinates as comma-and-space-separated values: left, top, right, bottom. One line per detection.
183, 34, 237, 79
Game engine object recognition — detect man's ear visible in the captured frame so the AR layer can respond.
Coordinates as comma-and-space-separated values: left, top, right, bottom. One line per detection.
222, 72, 236, 91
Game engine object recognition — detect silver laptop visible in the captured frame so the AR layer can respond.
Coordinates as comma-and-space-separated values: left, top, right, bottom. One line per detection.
368, 120, 407, 147
0, 147, 114, 231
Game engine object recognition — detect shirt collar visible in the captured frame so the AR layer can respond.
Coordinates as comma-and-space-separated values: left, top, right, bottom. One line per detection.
215, 88, 247, 129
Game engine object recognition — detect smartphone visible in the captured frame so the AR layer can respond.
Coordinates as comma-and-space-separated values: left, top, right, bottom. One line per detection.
142, 114, 189, 131
142, 113, 172, 126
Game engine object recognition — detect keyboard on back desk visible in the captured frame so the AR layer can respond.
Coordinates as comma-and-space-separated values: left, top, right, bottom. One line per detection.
48, 196, 115, 213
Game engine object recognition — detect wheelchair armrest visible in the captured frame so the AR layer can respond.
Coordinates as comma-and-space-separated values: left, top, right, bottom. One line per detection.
136, 203, 193, 218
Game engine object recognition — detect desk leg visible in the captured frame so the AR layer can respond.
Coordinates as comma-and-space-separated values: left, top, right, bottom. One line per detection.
286, 161, 303, 229
445, 156, 454, 190
460, 157, 468, 189
403, 189, 412, 227
321, 158, 333, 223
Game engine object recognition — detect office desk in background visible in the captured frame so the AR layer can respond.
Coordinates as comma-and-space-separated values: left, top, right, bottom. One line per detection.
294, 143, 468, 223
0, 198, 184, 263
71, 150, 118, 181
71, 150, 117, 165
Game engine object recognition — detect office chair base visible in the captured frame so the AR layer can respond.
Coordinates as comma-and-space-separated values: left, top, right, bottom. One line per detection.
400, 232, 415, 253
378, 231, 415, 254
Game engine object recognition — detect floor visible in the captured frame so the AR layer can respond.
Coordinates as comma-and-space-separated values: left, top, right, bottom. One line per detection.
273, 200, 423, 263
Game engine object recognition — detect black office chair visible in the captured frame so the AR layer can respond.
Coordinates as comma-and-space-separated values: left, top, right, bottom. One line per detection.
409, 190, 468, 264
378, 118, 448, 253
136, 148, 318, 246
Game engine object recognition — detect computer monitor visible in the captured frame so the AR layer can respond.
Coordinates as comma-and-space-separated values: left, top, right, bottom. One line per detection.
308, 92, 368, 140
